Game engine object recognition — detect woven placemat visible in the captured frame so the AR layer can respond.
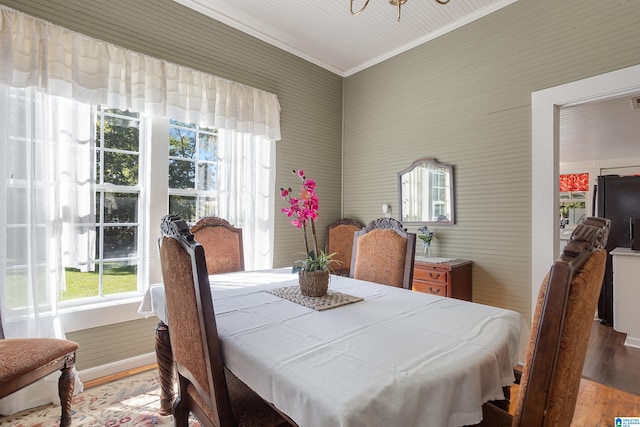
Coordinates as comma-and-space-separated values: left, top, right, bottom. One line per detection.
267, 286, 363, 311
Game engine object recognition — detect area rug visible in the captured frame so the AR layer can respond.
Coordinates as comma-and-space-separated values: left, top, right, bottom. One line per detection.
0, 369, 200, 426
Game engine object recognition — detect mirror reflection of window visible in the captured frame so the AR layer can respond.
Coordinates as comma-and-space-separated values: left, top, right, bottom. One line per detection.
398, 159, 454, 225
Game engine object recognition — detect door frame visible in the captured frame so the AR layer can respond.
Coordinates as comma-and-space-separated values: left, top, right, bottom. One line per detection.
531, 63, 640, 320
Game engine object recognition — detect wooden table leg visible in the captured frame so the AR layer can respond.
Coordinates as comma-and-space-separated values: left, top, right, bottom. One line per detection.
155, 320, 175, 416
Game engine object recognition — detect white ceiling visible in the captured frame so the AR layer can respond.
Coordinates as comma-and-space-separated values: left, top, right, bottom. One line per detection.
175, 0, 640, 164
559, 94, 640, 164
175, 0, 517, 76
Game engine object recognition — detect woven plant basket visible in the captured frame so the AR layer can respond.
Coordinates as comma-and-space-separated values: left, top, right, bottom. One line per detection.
298, 269, 329, 297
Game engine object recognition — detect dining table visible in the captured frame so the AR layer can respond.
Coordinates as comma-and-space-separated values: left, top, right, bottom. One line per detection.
138, 267, 529, 427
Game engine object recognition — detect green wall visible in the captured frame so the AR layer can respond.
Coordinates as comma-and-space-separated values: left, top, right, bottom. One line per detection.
343, 0, 640, 320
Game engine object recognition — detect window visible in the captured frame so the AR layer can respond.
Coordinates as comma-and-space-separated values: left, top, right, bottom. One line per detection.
3, 98, 272, 310
168, 120, 218, 223
61, 107, 143, 302
60, 113, 221, 303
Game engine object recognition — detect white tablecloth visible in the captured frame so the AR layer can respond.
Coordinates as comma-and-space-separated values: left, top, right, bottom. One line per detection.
139, 268, 529, 427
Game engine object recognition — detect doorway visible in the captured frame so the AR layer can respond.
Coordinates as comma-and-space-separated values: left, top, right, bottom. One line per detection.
531, 63, 640, 320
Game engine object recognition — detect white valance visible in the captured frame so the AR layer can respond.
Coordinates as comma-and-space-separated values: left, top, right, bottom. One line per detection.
0, 5, 281, 140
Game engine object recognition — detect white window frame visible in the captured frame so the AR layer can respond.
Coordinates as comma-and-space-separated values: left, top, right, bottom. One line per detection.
60, 112, 163, 327
167, 120, 219, 225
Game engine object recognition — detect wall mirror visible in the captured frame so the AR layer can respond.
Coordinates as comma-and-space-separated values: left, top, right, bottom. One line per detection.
398, 158, 455, 225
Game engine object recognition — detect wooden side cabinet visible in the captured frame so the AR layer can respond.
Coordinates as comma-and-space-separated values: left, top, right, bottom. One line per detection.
412, 258, 472, 301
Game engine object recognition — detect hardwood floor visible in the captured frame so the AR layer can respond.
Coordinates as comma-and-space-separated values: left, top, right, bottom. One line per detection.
572, 321, 640, 424
509, 320, 640, 425
571, 380, 640, 426
582, 320, 640, 396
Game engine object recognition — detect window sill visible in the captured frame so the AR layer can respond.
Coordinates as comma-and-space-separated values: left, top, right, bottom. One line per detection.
59, 296, 148, 333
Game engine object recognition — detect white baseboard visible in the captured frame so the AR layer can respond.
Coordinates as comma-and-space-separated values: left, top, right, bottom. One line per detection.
624, 335, 640, 349
78, 352, 157, 383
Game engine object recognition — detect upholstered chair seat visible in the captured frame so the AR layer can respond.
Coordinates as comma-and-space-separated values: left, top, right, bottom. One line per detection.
0, 318, 79, 427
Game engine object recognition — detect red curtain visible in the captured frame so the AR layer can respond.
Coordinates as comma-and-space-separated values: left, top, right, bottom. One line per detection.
559, 173, 589, 192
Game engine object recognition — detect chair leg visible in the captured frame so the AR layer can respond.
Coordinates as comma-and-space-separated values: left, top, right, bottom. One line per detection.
173, 397, 190, 427
58, 363, 76, 427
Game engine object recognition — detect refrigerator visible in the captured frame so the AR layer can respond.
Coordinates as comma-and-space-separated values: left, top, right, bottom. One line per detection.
594, 174, 640, 326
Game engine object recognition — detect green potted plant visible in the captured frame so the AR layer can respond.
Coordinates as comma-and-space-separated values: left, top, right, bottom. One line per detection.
280, 169, 338, 296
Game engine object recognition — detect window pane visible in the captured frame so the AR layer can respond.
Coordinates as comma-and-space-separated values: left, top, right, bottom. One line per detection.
102, 151, 139, 185
61, 268, 99, 301
197, 163, 216, 191
6, 227, 26, 267
7, 188, 25, 224
197, 196, 217, 219
199, 132, 217, 161
35, 226, 47, 265
5, 269, 52, 307
7, 139, 27, 180
102, 112, 140, 151
169, 195, 196, 223
169, 158, 195, 189
103, 262, 137, 296
169, 127, 196, 159
104, 192, 138, 223
101, 226, 138, 259
5, 269, 29, 308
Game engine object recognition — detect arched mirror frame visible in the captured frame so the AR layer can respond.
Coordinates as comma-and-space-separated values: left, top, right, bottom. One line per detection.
397, 158, 455, 226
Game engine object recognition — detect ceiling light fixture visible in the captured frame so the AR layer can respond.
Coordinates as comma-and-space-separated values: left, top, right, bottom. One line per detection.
350, 0, 450, 22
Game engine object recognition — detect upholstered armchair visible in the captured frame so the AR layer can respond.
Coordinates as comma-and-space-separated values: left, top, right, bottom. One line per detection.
350, 218, 416, 289
326, 218, 364, 276
0, 313, 79, 426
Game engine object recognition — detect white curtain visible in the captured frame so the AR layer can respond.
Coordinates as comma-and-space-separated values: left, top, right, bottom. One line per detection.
0, 5, 281, 141
0, 7, 281, 412
217, 130, 276, 270
0, 85, 91, 415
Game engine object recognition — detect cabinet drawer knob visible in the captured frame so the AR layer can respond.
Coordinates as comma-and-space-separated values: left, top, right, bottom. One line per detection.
429, 286, 441, 295
429, 272, 441, 280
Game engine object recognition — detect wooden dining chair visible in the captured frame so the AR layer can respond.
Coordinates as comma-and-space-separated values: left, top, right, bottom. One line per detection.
190, 216, 244, 275
473, 216, 610, 427
0, 312, 79, 426
350, 217, 416, 289
326, 218, 364, 276
158, 215, 293, 427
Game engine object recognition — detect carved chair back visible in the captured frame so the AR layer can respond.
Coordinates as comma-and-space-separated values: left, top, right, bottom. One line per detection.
350, 218, 416, 289
327, 218, 364, 276
190, 216, 244, 275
